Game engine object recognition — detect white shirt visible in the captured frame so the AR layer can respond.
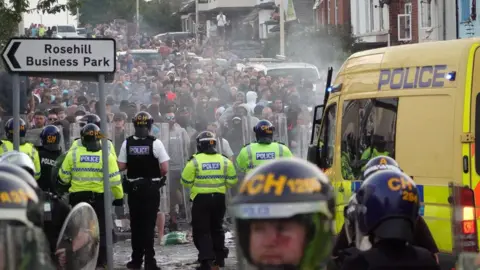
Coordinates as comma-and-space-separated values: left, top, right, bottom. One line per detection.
117, 137, 170, 164
217, 14, 226, 27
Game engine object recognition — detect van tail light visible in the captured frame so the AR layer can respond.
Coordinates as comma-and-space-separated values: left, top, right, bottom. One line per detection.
453, 186, 479, 252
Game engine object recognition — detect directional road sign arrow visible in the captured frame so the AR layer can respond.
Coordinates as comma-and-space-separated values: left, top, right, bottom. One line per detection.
6, 41, 21, 69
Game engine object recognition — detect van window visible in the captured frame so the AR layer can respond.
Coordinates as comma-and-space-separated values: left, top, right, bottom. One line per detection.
57, 26, 76, 33
318, 103, 337, 169
340, 98, 398, 180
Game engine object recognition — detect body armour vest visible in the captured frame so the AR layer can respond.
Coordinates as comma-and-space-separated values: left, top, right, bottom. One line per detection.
126, 136, 161, 179
37, 146, 62, 192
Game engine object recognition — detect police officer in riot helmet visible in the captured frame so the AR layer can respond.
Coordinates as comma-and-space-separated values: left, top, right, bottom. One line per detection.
340, 170, 440, 270
117, 111, 170, 270
0, 162, 70, 259
231, 158, 335, 269
0, 171, 56, 269
79, 114, 101, 128
37, 125, 63, 192
236, 120, 293, 173
361, 155, 402, 180
81, 123, 102, 152
0, 118, 42, 180
332, 156, 439, 268
182, 131, 237, 269
69, 114, 116, 155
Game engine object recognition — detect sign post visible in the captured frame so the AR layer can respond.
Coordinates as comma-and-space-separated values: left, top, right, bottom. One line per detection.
2, 37, 117, 269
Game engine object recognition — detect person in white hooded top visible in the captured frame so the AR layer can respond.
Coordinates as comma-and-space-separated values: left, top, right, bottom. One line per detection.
245, 91, 258, 114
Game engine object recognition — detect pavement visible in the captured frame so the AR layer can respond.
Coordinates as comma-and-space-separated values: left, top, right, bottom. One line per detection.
113, 238, 237, 270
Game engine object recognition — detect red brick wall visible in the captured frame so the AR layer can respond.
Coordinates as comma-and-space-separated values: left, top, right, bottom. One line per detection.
388, 0, 418, 44
315, 0, 351, 26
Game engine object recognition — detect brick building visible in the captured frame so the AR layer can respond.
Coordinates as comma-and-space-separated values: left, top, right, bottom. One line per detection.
314, 0, 350, 25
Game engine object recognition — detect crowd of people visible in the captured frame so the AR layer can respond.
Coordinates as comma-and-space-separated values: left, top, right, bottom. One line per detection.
13, 19, 315, 235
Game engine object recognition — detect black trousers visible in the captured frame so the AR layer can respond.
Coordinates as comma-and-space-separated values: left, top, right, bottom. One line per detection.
192, 193, 226, 262
69, 191, 107, 266
128, 183, 160, 265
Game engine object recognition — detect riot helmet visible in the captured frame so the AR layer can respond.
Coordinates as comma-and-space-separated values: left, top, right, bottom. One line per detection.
4, 117, 27, 143
40, 125, 62, 151
80, 124, 102, 152
0, 151, 36, 178
253, 120, 275, 144
355, 170, 419, 245
362, 155, 401, 180
196, 131, 217, 154
78, 114, 101, 128
0, 171, 41, 227
230, 158, 335, 269
132, 111, 154, 138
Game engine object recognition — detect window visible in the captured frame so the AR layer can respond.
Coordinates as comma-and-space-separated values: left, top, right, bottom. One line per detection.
420, 0, 432, 28
318, 103, 337, 169
398, 13, 412, 41
335, 0, 338, 25
340, 98, 398, 180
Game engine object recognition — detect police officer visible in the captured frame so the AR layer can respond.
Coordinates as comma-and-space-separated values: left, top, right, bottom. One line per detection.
69, 114, 116, 155
231, 157, 335, 269
332, 156, 439, 265
58, 123, 124, 268
340, 170, 440, 270
0, 171, 56, 269
236, 120, 293, 173
0, 161, 70, 258
181, 131, 237, 269
117, 111, 170, 270
0, 117, 41, 179
37, 125, 63, 192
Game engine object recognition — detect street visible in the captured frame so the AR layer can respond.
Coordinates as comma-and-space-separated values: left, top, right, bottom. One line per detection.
112, 237, 237, 269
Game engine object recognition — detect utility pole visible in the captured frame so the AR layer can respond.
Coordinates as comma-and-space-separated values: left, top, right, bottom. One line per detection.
136, 0, 140, 31
279, 0, 285, 55
195, 0, 199, 46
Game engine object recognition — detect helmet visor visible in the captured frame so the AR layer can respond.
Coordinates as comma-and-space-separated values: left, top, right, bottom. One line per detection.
230, 201, 333, 220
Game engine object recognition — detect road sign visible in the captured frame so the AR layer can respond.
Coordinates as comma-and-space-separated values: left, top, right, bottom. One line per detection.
1, 38, 116, 74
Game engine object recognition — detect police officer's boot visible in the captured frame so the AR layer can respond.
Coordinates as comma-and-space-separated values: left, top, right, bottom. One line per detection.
126, 261, 142, 270
196, 260, 217, 270
144, 259, 160, 270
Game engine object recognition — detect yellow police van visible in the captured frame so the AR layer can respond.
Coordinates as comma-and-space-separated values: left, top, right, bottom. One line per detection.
308, 38, 480, 268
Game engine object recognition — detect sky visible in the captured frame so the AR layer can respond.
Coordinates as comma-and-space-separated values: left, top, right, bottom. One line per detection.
23, 0, 78, 28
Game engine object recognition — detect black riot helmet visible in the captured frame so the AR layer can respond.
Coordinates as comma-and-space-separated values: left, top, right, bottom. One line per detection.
362, 155, 402, 180
4, 118, 27, 143
0, 171, 42, 227
40, 125, 62, 151
78, 114, 101, 128
80, 124, 102, 152
0, 159, 42, 199
231, 158, 335, 269
196, 131, 217, 154
253, 119, 275, 144
132, 111, 154, 138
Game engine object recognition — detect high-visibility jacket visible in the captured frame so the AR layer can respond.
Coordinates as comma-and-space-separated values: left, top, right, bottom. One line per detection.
0, 140, 41, 180
181, 153, 237, 200
69, 139, 116, 157
58, 146, 123, 199
236, 142, 293, 173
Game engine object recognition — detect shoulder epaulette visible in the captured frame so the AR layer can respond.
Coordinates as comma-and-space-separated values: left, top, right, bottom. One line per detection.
221, 154, 229, 159
276, 141, 286, 145
243, 142, 251, 147
187, 154, 195, 161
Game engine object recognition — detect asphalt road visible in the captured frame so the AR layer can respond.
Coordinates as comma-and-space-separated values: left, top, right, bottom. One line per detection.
112, 237, 237, 269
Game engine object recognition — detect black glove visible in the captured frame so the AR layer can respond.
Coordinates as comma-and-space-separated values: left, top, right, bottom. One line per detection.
112, 199, 124, 206
159, 175, 167, 187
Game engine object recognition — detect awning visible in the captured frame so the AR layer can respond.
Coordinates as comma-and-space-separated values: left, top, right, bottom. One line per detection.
242, 8, 260, 24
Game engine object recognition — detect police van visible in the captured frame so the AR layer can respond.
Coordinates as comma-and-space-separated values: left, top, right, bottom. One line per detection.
308, 38, 480, 268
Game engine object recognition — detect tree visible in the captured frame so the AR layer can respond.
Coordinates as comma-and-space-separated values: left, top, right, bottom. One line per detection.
0, 0, 80, 59
140, 0, 181, 34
